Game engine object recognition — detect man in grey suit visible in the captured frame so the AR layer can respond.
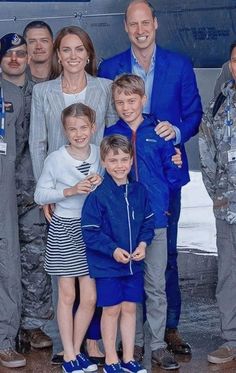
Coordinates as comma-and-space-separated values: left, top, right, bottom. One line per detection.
0, 77, 26, 368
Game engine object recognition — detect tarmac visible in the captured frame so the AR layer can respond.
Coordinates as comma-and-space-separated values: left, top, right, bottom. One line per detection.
0, 174, 229, 373
2, 249, 236, 373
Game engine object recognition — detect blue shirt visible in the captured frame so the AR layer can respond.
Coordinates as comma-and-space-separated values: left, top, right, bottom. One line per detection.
131, 46, 155, 114
131, 45, 181, 145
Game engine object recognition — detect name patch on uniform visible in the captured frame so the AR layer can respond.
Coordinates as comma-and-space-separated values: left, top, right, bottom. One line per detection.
228, 148, 236, 162
0, 141, 7, 155
4, 102, 13, 112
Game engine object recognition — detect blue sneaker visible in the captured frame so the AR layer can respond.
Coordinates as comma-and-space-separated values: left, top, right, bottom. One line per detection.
103, 362, 125, 373
62, 359, 84, 373
76, 353, 98, 372
120, 360, 147, 373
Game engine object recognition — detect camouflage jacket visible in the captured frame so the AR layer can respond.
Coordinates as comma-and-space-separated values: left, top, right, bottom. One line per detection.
199, 80, 236, 222
15, 78, 36, 215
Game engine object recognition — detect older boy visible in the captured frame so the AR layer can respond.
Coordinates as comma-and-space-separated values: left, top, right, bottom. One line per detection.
105, 74, 181, 370
82, 135, 154, 373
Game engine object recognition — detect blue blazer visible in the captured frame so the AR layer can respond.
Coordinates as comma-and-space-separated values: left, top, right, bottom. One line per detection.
98, 46, 203, 185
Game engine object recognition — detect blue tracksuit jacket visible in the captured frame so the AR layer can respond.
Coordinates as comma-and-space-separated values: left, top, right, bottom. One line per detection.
81, 172, 154, 278
105, 114, 182, 228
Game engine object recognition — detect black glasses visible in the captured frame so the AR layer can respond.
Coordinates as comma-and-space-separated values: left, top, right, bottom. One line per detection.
4, 50, 27, 58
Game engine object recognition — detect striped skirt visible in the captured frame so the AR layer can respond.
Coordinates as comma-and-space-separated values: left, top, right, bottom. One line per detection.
44, 214, 89, 277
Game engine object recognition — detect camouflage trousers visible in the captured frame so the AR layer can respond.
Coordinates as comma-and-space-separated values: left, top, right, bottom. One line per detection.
216, 218, 236, 346
19, 205, 53, 329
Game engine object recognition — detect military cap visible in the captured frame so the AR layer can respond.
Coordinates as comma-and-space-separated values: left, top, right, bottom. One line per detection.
0, 33, 26, 61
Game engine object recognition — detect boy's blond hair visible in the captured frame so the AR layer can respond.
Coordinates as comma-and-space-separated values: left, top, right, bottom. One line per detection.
100, 134, 133, 162
112, 74, 145, 99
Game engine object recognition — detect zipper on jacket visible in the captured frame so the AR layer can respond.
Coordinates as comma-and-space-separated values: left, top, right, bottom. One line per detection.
124, 184, 133, 275
131, 131, 139, 181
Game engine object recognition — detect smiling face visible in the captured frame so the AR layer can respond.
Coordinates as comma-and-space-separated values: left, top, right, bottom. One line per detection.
113, 89, 146, 130
57, 34, 89, 75
102, 148, 133, 185
125, 1, 158, 53
25, 27, 53, 64
1, 44, 28, 78
64, 115, 95, 154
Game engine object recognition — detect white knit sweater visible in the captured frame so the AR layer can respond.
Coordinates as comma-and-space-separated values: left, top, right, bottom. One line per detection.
34, 144, 102, 218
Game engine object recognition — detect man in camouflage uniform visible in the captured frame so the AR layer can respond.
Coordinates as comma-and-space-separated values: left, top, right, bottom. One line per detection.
214, 60, 232, 98
22, 23, 65, 363
23, 20, 53, 83
199, 40, 236, 364
0, 33, 53, 350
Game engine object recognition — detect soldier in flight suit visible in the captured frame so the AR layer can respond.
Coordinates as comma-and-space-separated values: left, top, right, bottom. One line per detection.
0, 33, 53, 352
0, 76, 26, 368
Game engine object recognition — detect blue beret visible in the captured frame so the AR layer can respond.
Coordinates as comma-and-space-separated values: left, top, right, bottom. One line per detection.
0, 33, 26, 61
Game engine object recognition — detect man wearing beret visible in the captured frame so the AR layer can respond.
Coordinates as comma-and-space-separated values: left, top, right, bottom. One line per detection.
0, 33, 53, 356
0, 73, 25, 367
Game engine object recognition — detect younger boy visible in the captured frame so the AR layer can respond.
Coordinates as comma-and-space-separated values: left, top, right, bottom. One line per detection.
105, 74, 182, 370
82, 135, 154, 373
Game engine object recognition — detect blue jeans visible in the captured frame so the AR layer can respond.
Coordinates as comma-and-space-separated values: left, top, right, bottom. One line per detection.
166, 188, 181, 329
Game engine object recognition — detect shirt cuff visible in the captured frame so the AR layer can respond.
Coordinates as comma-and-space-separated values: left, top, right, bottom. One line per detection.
173, 126, 181, 145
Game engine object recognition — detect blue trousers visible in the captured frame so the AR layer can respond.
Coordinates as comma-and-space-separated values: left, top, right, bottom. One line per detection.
166, 188, 181, 329
86, 307, 102, 340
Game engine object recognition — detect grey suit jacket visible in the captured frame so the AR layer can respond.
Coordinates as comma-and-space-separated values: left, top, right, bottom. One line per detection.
29, 73, 117, 180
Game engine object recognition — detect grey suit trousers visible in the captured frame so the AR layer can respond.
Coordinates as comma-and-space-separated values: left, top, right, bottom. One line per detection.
135, 228, 167, 350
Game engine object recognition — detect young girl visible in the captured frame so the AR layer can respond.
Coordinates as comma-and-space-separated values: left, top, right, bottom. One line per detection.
34, 103, 102, 373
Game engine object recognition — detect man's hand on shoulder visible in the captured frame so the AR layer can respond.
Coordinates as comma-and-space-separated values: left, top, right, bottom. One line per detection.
155, 120, 176, 141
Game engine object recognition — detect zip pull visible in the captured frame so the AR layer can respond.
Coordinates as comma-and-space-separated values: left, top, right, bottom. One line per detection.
124, 183, 133, 275
124, 184, 129, 205
131, 131, 139, 181
225, 90, 233, 140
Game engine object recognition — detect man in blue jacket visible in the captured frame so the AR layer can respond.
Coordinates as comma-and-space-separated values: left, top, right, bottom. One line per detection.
106, 73, 182, 370
98, 0, 202, 359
